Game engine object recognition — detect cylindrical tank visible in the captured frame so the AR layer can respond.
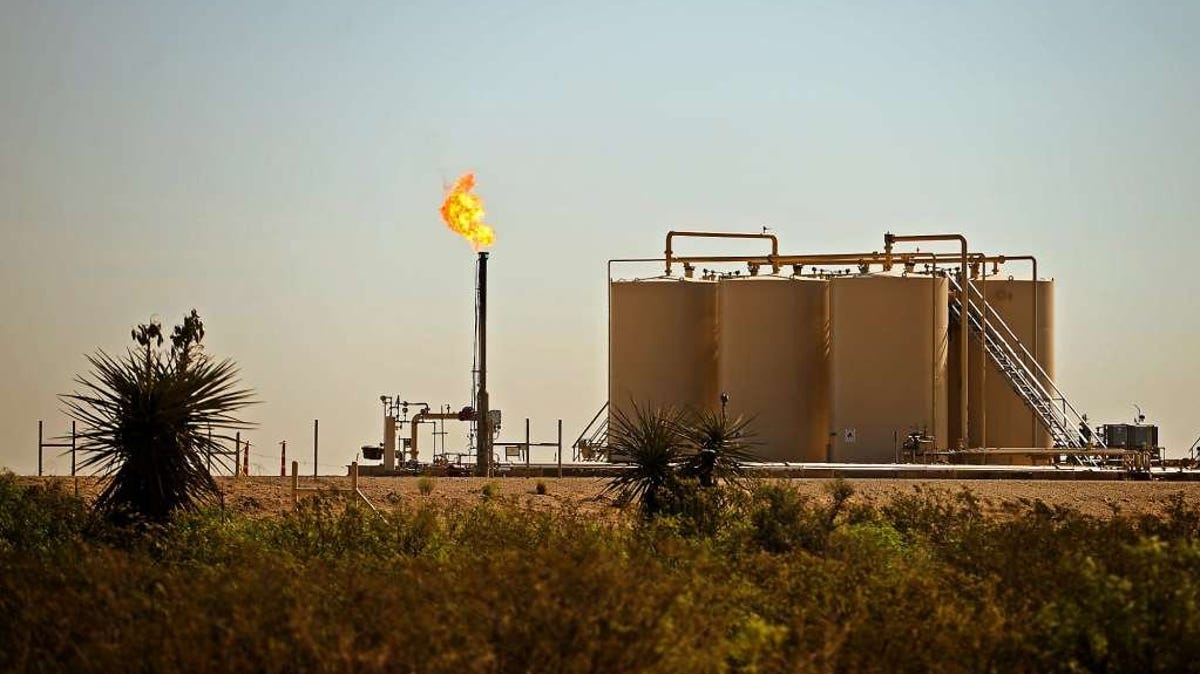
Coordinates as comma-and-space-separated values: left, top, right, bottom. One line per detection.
829, 275, 949, 462
717, 276, 829, 462
609, 279, 719, 427
950, 278, 1055, 458
383, 415, 396, 471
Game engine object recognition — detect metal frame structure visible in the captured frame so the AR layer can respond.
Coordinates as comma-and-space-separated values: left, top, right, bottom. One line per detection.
36, 419, 75, 477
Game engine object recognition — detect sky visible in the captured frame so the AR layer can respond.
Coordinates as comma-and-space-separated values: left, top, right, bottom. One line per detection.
2, 0, 1198, 474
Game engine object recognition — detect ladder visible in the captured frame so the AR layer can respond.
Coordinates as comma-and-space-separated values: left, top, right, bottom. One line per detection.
946, 275, 1104, 466
572, 402, 609, 461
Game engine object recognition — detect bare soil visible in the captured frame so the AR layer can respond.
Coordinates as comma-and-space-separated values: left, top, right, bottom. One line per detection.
22, 475, 1200, 519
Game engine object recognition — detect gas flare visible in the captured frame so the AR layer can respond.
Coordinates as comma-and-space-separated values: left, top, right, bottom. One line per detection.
439, 172, 495, 249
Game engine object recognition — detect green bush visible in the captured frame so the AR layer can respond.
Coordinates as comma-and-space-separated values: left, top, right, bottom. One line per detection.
4, 474, 1200, 673
481, 482, 499, 499
417, 476, 436, 495
0, 473, 98, 555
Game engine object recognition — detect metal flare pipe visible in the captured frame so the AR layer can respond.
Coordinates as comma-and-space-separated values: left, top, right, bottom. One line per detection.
477, 251, 490, 477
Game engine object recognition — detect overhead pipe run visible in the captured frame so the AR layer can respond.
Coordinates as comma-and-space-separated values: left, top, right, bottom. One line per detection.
884, 233, 970, 450
665, 230, 779, 276
664, 250, 1020, 274
998, 255, 1041, 444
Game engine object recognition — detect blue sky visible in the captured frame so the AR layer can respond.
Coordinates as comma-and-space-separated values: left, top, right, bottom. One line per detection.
2, 0, 1198, 472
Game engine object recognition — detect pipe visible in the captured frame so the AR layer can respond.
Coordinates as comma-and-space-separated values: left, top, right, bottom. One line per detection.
410, 410, 475, 463
623, 252, 1029, 277
665, 230, 779, 275
477, 251, 490, 477
675, 250, 1014, 266
999, 256, 1040, 444
980, 262, 988, 449
885, 233, 969, 450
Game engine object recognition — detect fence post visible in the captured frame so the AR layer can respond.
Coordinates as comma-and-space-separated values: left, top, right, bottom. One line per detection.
234, 432, 241, 477
557, 419, 563, 479
291, 460, 299, 507
525, 418, 531, 471
71, 421, 78, 497
38, 420, 43, 477
280, 441, 287, 477
313, 419, 319, 478
351, 461, 359, 493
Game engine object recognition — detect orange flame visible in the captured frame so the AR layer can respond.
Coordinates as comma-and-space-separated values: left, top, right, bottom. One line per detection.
439, 172, 495, 249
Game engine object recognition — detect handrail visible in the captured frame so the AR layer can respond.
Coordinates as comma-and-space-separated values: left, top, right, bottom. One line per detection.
953, 280, 1061, 423
962, 280, 1093, 439
950, 275, 1102, 451
573, 401, 609, 450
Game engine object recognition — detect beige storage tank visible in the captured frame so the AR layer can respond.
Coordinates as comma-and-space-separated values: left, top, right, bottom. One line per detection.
949, 279, 1055, 458
829, 275, 949, 462
609, 279, 719, 426
717, 276, 829, 462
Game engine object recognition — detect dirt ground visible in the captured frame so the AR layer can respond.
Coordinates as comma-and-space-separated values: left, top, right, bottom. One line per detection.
23, 475, 1200, 519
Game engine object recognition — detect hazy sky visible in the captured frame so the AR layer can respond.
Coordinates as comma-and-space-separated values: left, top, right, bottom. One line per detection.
3, 0, 1198, 474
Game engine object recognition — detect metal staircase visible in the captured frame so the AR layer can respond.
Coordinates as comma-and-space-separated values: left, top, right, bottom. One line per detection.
572, 402, 610, 461
946, 275, 1104, 465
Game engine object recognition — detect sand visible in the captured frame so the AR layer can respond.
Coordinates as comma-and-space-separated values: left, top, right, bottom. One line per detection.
21, 474, 1200, 519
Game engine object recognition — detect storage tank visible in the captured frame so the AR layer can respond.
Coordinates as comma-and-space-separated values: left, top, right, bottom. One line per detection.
829, 274, 949, 462
949, 278, 1055, 457
609, 278, 719, 427
717, 276, 829, 462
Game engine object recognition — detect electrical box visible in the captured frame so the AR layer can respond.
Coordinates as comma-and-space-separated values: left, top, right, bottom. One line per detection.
1102, 424, 1158, 450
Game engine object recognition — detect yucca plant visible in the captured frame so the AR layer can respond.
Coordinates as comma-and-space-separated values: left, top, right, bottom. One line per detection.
601, 402, 687, 518
62, 312, 254, 524
678, 407, 758, 489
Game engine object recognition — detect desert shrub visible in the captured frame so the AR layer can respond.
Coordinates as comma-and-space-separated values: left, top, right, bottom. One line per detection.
0, 473, 97, 554
659, 480, 747, 538
481, 482, 499, 499
4, 480, 1200, 673
535, 480, 547, 495
747, 483, 829, 554
61, 312, 254, 524
417, 476, 436, 495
